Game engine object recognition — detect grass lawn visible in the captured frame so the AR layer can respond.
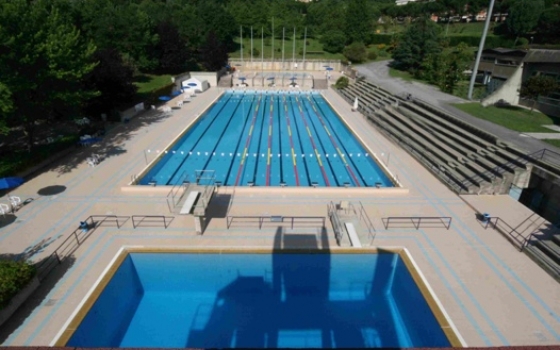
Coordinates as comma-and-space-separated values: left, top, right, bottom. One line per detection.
543, 139, 560, 148
388, 67, 417, 82
452, 103, 560, 133
134, 74, 172, 95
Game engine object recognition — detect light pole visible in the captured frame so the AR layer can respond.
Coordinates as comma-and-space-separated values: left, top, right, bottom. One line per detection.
467, 0, 496, 100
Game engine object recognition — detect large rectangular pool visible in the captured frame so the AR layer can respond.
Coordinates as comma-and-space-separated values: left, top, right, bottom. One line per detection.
139, 91, 393, 187
60, 250, 460, 348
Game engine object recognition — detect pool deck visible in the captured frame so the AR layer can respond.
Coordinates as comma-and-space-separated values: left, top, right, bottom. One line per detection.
1, 83, 559, 347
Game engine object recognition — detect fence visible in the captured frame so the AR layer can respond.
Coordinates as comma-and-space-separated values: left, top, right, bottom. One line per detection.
36, 215, 128, 281
226, 215, 325, 230
383, 217, 452, 230
483, 216, 528, 251
132, 215, 174, 229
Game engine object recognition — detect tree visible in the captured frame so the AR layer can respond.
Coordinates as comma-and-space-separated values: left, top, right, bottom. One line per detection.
538, 7, 560, 43
343, 42, 368, 63
155, 21, 190, 74
520, 75, 560, 111
506, 0, 545, 44
334, 76, 349, 89
320, 30, 346, 53
83, 49, 137, 118
345, 0, 373, 44
421, 43, 472, 93
199, 31, 229, 72
0, 83, 12, 135
0, 0, 97, 151
391, 18, 441, 74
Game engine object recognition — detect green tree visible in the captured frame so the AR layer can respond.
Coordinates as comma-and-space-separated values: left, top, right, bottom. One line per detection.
421, 43, 472, 93
83, 49, 137, 118
320, 30, 346, 53
0, 83, 12, 135
334, 76, 349, 89
506, 0, 545, 44
538, 6, 560, 43
0, 0, 97, 150
199, 31, 230, 72
343, 42, 368, 63
391, 18, 442, 74
155, 21, 190, 74
520, 75, 560, 111
345, 0, 373, 44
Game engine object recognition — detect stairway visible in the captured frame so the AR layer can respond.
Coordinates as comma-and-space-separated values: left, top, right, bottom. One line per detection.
525, 234, 560, 282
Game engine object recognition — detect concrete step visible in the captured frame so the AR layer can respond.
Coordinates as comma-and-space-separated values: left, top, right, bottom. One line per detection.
524, 245, 560, 283
536, 239, 560, 265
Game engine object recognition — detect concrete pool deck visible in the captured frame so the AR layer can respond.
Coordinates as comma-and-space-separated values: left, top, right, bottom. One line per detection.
0, 85, 559, 347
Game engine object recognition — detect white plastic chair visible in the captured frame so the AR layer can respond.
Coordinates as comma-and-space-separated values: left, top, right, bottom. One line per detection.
177, 101, 183, 107
8, 196, 22, 209
0, 203, 11, 216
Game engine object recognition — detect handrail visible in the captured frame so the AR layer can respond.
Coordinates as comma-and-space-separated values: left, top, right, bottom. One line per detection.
226, 215, 325, 230
383, 216, 452, 230
36, 215, 128, 281
483, 216, 528, 251
132, 215, 174, 229
328, 201, 344, 244
358, 202, 377, 244
166, 172, 189, 213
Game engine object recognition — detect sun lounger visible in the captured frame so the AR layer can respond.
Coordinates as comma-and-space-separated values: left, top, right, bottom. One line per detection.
8, 196, 22, 209
0, 203, 11, 216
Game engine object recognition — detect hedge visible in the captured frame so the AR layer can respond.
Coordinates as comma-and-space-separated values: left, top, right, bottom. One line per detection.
0, 260, 36, 310
0, 135, 79, 178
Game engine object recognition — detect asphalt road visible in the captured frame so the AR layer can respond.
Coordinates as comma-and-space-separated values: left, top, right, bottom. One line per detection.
355, 60, 560, 154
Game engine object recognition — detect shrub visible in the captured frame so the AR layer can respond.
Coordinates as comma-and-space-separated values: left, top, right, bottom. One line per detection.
320, 30, 346, 54
378, 50, 389, 57
377, 44, 386, 50
334, 76, 349, 89
368, 51, 378, 60
252, 48, 260, 57
0, 260, 36, 310
343, 42, 368, 63
370, 35, 393, 45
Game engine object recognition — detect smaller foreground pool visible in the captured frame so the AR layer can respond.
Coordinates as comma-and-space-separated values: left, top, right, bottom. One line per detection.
58, 249, 461, 348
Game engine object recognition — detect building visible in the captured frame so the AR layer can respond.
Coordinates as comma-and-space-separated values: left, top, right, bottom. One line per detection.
481, 49, 560, 118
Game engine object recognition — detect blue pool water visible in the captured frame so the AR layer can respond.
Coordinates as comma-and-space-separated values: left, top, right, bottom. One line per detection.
139, 91, 393, 187
67, 252, 451, 348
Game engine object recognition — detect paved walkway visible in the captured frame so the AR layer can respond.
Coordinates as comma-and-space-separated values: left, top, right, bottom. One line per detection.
0, 85, 559, 347
355, 60, 560, 154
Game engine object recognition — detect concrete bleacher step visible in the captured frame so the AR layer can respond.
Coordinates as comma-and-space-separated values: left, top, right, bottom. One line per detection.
524, 245, 560, 283
412, 101, 529, 170
382, 108, 491, 188
553, 234, 560, 245
400, 103, 521, 173
536, 240, 560, 265
373, 111, 477, 192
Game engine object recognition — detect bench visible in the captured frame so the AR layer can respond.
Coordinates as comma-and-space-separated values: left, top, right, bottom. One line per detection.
180, 191, 200, 215
345, 222, 362, 248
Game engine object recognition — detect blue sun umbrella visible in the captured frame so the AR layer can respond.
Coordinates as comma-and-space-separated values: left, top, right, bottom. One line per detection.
239, 77, 246, 81
326, 67, 334, 71
158, 96, 171, 101
267, 77, 275, 80
187, 83, 197, 87
290, 77, 297, 80
323, 65, 331, 67
0, 177, 24, 190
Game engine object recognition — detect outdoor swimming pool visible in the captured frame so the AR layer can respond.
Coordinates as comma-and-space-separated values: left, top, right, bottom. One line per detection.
138, 91, 393, 187
62, 251, 456, 348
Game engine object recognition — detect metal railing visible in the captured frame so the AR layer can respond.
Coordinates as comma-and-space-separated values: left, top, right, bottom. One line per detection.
166, 171, 190, 213
328, 202, 344, 244
483, 216, 528, 251
132, 215, 174, 229
357, 202, 377, 244
36, 215, 128, 281
383, 216, 452, 230
226, 215, 325, 230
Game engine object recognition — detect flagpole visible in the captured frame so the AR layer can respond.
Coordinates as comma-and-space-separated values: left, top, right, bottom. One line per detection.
251, 26, 253, 67
240, 26, 243, 64
261, 27, 264, 77
272, 17, 274, 67
303, 27, 307, 71
292, 27, 296, 71
282, 27, 285, 71
468, 0, 496, 100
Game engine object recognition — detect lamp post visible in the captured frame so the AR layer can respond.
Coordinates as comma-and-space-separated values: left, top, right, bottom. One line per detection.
467, 0, 496, 100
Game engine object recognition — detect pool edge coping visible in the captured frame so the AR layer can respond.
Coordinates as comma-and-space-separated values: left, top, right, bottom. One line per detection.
51, 246, 465, 348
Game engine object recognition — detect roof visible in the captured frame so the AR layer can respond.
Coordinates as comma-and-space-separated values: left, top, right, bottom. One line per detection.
523, 49, 560, 63
478, 48, 528, 56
